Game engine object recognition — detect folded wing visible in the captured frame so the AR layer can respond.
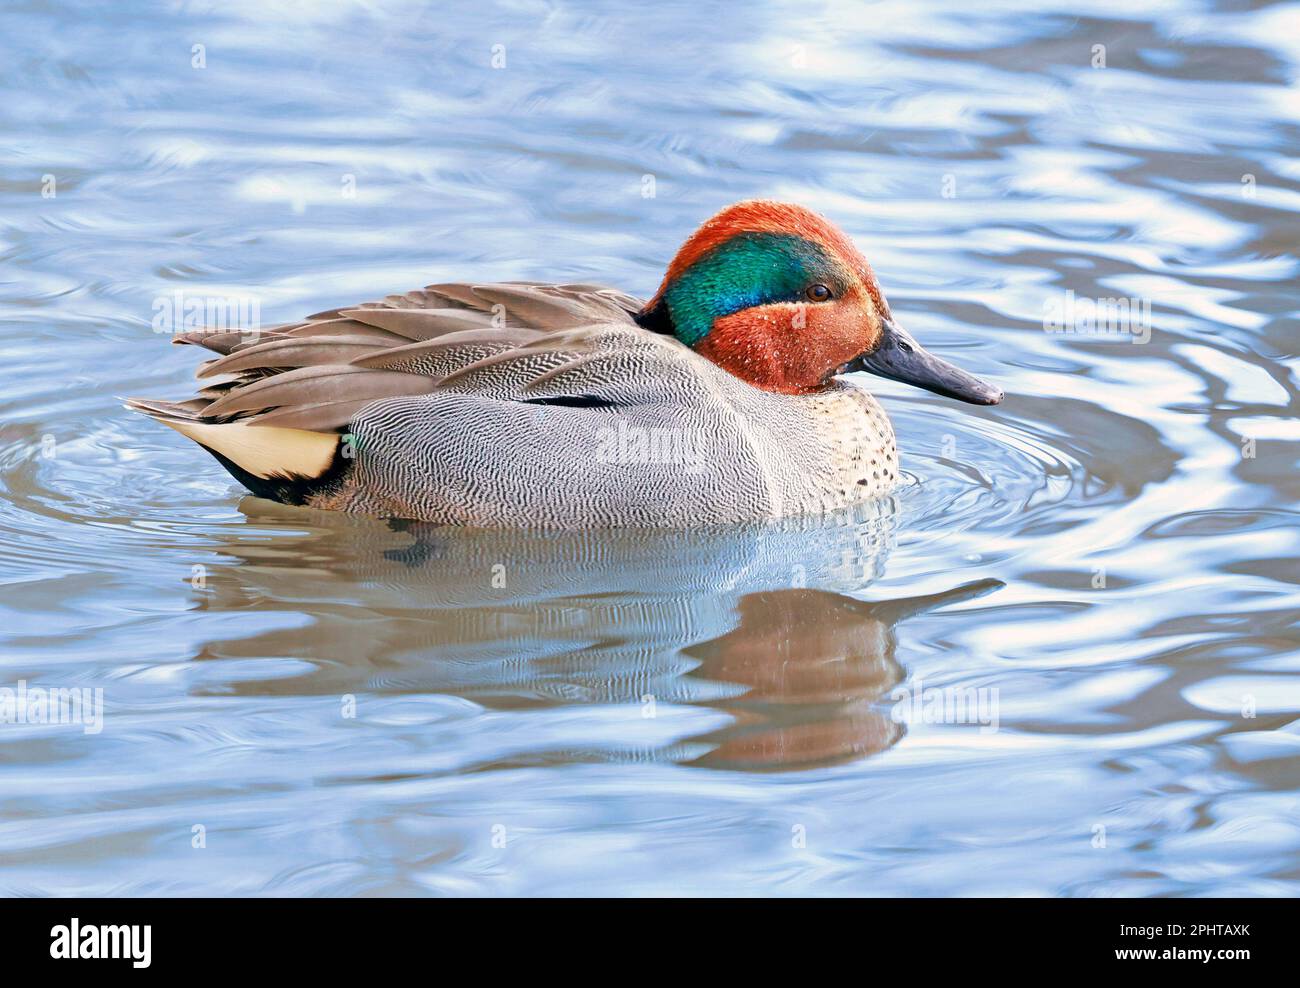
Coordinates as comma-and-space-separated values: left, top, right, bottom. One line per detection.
127, 282, 651, 486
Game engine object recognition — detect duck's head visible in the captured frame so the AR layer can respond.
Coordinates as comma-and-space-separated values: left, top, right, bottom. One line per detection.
637, 200, 1002, 403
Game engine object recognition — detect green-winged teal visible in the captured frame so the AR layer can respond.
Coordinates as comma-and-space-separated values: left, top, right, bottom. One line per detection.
130, 200, 1002, 528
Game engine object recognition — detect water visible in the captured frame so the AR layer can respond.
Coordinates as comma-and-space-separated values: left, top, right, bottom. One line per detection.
1, 0, 1298, 896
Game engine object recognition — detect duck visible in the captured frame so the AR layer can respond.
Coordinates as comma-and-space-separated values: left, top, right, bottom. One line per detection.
129, 200, 1002, 529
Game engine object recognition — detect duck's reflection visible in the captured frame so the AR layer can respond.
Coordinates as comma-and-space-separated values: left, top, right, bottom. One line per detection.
192, 500, 1000, 772
682, 581, 1000, 771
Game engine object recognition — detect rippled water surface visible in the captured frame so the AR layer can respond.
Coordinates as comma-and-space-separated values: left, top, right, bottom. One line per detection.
2, 0, 1298, 896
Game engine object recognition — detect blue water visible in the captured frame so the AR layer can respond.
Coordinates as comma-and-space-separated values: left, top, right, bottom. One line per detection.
1, 0, 1298, 895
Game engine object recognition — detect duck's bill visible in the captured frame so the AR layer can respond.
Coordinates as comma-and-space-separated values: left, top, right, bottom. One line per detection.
841, 319, 1003, 405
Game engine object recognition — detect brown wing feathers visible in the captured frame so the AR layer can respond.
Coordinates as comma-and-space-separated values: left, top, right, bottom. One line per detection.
131, 282, 644, 437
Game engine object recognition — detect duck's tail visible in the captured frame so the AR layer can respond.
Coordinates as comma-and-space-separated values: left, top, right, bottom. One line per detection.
126, 397, 346, 505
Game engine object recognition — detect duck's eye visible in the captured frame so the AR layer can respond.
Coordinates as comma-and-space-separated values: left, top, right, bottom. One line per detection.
806, 284, 832, 302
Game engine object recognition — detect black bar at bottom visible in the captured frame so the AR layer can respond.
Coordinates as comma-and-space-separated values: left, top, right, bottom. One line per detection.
0, 896, 1286, 974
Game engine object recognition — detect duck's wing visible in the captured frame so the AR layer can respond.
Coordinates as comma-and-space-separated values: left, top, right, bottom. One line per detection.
126, 281, 655, 487
128, 281, 645, 431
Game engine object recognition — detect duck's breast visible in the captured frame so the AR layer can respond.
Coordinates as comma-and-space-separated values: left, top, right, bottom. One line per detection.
732, 383, 899, 517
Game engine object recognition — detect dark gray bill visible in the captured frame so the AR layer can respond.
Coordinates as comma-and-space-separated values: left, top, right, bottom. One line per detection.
841, 319, 1003, 405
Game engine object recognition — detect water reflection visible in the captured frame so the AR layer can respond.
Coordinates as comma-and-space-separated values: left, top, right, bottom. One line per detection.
685, 581, 1001, 771
183, 503, 998, 772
